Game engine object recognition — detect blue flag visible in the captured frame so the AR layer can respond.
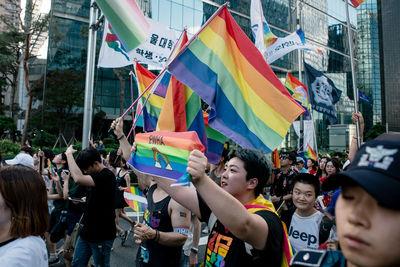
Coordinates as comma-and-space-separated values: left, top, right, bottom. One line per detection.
304, 62, 342, 124
358, 90, 371, 103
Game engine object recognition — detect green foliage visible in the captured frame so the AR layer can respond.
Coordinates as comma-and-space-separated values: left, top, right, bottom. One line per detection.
0, 116, 16, 136
32, 131, 57, 147
365, 123, 386, 141
0, 139, 20, 155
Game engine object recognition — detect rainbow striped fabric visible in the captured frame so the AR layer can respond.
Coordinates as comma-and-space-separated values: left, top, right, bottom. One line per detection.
168, 6, 304, 153
128, 131, 205, 186
271, 149, 280, 169
306, 144, 317, 161
350, 0, 365, 8
285, 73, 310, 119
134, 62, 169, 131
156, 30, 210, 164
203, 111, 226, 165
124, 186, 148, 212
96, 0, 149, 51
244, 195, 293, 267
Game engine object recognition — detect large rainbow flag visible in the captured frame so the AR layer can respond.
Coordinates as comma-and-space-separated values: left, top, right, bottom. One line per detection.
134, 62, 169, 131
124, 186, 148, 212
96, 0, 149, 51
128, 131, 205, 186
350, 0, 365, 8
285, 73, 310, 119
168, 5, 304, 153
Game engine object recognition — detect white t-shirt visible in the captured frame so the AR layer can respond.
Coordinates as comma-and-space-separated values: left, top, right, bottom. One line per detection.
288, 211, 323, 253
0, 236, 48, 266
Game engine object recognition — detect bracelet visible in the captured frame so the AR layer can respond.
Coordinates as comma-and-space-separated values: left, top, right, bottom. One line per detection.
153, 229, 160, 242
117, 134, 125, 140
190, 247, 198, 254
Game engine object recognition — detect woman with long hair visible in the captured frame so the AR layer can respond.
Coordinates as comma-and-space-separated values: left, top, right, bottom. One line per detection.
307, 159, 318, 175
0, 165, 49, 266
316, 157, 329, 179
319, 158, 341, 207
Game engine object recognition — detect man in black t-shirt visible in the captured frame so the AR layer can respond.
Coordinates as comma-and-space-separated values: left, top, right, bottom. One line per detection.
65, 146, 116, 267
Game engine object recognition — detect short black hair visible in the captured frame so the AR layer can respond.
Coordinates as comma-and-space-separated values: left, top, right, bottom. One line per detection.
75, 147, 101, 171
228, 148, 271, 197
20, 146, 33, 156
108, 150, 121, 168
61, 152, 68, 169
293, 173, 320, 196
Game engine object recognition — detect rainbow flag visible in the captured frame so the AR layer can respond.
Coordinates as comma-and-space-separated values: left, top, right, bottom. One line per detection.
96, 0, 150, 51
203, 111, 226, 165
134, 62, 169, 131
271, 149, 280, 169
245, 196, 293, 267
285, 73, 310, 119
168, 5, 304, 153
350, 0, 365, 8
128, 131, 205, 186
156, 30, 209, 164
47, 159, 56, 176
124, 186, 147, 212
306, 144, 317, 161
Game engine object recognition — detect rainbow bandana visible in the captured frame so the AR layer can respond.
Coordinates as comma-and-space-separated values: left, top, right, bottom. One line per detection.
128, 131, 205, 186
244, 195, 293, 267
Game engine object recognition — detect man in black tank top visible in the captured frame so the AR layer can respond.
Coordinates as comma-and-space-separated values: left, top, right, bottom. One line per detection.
133, 175, 191, 267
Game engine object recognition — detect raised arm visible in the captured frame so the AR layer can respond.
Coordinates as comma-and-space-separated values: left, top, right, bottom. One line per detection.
188, 150, 269, 250
111, 117, 132, 162
349, 111, 364, 162
65, 145, 95, 187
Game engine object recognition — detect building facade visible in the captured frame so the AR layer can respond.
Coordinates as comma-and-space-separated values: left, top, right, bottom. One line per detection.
378, 0, 400, 132
45, 0, 384, 149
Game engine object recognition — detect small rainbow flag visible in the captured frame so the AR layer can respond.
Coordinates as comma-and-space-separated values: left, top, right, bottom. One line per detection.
271, 149, 280, 169
285, 73, 310, 119
350, 0, 365, 8
128, 131, 205, 186
134, 62, 168, 131
168, 5, 304, 153
306, 144, 317, 161
95, 0, 150, 51
124, 186, 147, 213
47, 159, 56, 176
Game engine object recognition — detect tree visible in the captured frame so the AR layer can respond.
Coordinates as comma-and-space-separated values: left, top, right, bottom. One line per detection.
365, 123, 386, 141
0, 0, 49, 142
31, 70, 85, 135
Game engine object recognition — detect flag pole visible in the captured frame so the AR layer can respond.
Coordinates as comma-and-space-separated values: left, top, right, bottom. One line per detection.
297, 0, 304, 152
82, 0, 99, 149
345, 0, 361, 147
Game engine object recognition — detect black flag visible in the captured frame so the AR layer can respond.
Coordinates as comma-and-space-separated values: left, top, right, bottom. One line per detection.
304, 62, 342, 124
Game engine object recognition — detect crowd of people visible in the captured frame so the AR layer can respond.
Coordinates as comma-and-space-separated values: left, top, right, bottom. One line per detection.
0, 110, 399, 267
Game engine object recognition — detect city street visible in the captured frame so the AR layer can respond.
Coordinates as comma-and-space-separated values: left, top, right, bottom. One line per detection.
51, 210, 208, 266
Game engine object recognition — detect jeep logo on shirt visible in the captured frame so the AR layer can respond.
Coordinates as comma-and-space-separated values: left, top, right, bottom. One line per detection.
288, 226, 317, 246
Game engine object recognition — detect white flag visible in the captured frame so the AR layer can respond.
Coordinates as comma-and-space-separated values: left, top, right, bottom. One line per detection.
293, 120, 315, 151
250, 0, 321, 65
98, 18, 177, 68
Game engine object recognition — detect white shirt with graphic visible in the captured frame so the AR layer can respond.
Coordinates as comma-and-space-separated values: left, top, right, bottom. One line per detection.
288, 211, 323, 253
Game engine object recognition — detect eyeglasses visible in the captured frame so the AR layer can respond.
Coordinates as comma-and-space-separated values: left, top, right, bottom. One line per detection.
280, 155, 289, 160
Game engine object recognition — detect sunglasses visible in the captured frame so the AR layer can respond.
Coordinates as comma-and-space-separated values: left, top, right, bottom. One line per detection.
280, 155, 289, 160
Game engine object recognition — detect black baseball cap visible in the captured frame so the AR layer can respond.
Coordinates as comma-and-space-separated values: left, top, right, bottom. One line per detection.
322, 133, 400, 210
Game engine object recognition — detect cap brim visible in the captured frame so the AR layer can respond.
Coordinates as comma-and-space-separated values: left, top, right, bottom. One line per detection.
322, 169, 400, 210
5, 159, 18, 165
